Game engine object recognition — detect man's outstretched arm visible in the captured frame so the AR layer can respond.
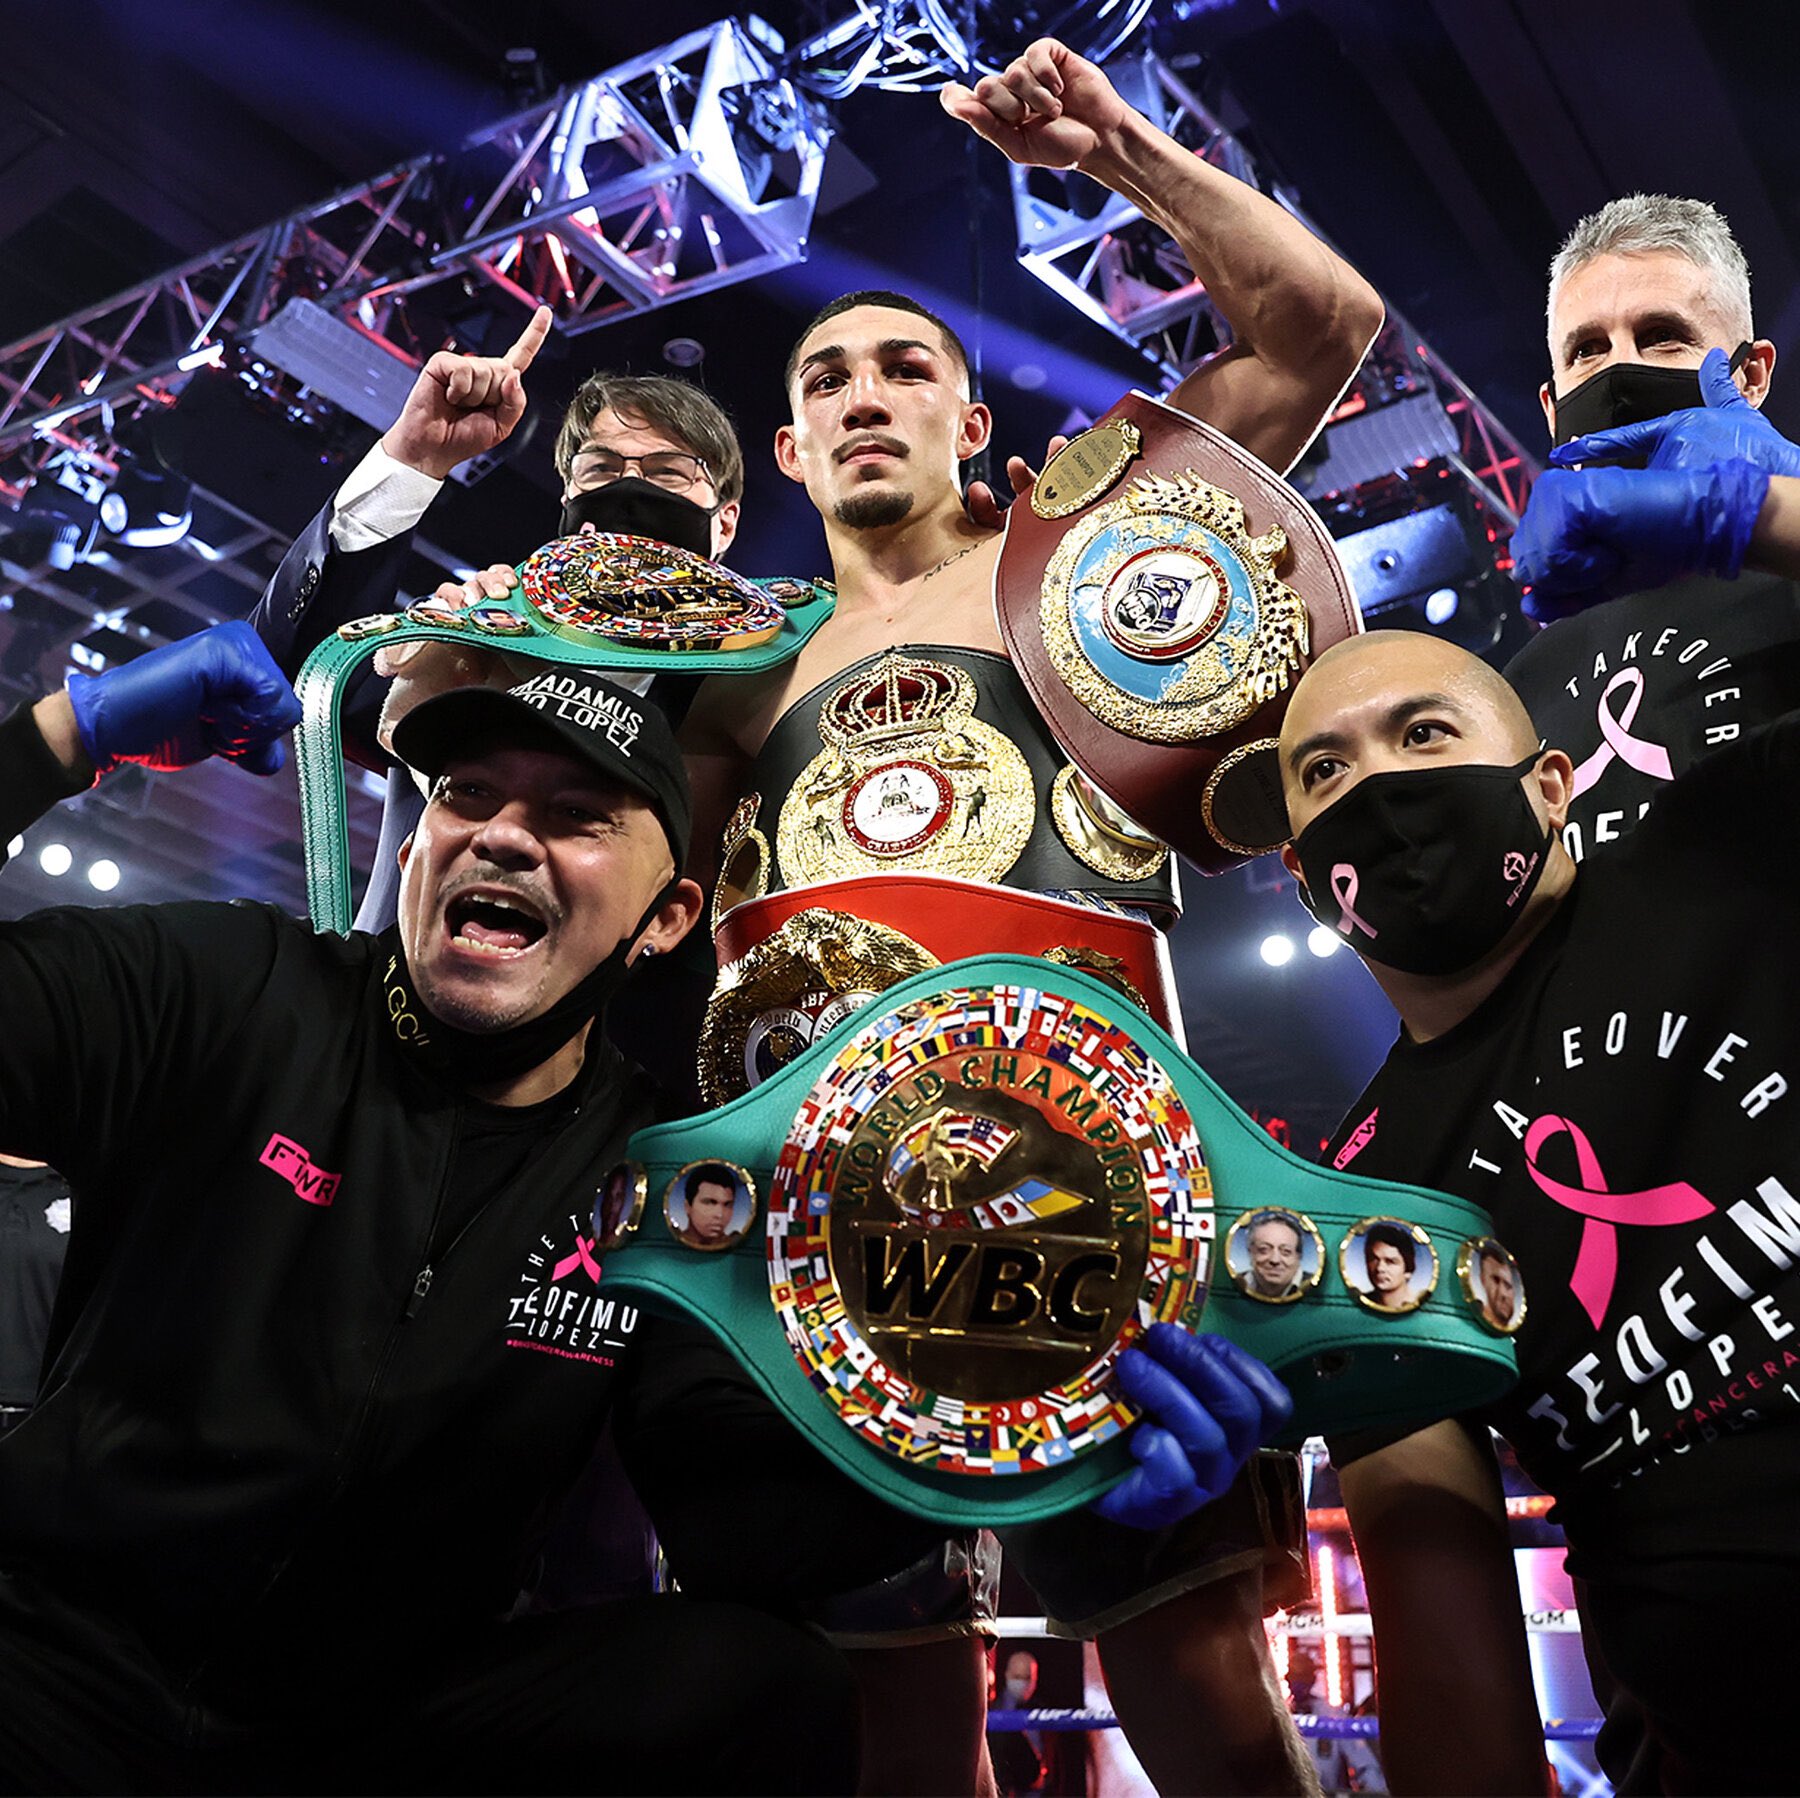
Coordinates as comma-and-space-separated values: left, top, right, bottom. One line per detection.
943, 40, 1383, 474
248, 307, 551, 767
0, 623, 302, 860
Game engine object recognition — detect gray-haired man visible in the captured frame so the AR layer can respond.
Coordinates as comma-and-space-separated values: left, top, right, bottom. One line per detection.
1505, 194, 1800, 860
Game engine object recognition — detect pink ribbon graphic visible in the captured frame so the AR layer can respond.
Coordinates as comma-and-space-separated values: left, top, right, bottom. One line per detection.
1522, 1114, 1713, 1329
1330, 863, 1377, 939
1569, 668, 1674, 800
551, 1234, 602, 1284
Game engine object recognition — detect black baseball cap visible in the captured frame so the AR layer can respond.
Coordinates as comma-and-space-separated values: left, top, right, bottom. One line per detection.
393, 672, 691, 871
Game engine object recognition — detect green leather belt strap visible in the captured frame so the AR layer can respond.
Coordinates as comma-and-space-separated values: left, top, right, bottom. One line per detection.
293, 571, 833, 934
598, 953, 1516, 1526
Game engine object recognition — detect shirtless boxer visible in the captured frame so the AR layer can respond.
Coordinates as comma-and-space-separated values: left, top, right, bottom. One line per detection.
673, 37, 1384, 1795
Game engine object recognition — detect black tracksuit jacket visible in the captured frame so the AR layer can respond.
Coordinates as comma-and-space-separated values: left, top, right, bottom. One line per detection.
0, 893, 657, 1705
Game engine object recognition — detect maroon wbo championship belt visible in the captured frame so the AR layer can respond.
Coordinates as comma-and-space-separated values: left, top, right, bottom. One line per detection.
997, 391, 1362, 873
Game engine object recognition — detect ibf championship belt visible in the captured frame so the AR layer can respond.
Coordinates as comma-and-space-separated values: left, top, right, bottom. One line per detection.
595, 954, 1517, 1526
997, 392, 1362, 874
293, 532, 833, 933
698, 875, 1178, 1105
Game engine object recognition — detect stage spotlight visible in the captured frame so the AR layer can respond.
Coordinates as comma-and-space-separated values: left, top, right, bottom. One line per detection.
6, 835, 22, 858
721, 76, 817, 204
1307, 926, 1344, 958
98, 463, 193, 549
1424, 586, 1459, 626
38, 842, 72, 876
87, 859, 121, 892
9, 471, 101, 570
1260, 933, 1295, 967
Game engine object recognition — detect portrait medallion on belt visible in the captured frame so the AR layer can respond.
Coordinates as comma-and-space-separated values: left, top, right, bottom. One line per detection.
1040, 472, 1310, 743
765, 980, 1212, 1476
776, 654, 1035, 887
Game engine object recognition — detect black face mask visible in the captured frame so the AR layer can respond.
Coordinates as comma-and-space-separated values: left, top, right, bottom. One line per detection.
377, 881, 676, 1087
1292, 751, 1551, 976
558, 478, 716, 558
1550, 341, 1753, 448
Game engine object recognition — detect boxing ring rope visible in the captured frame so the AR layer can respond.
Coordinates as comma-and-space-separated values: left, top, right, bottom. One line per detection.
986, 1707, 1602, 1738
990, 1608, 1584, 1640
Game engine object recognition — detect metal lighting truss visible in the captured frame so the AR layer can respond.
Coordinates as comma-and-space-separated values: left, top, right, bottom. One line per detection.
1009, 51, 1536, 527
786, 0, 1157, 97
0, 19, 831, 487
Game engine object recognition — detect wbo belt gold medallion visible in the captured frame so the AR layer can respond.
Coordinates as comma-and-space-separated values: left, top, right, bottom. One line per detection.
1030, 419, 1143, 519
766, 979, 1212, 1474
777, 653, 1034, 886
1040, 472, 1310, 744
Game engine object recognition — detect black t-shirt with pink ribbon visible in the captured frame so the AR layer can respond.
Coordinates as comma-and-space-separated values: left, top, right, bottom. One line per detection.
1324, 708, 1800, 1578
1506, 571, 1800, 864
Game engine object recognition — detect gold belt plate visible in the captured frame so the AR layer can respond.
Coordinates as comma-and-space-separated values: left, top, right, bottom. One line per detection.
765, 978, 1213, 1475
1039, 472, 1309, 743
776, 653, 1035, 887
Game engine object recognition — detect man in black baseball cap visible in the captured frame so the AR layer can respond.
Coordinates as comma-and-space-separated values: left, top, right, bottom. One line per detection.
384, 669, 700, 1094
0, 641, 870, 1793
395, 668, 692, 869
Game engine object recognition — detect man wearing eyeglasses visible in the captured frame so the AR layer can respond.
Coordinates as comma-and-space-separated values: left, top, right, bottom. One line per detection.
251, 312, 744, 934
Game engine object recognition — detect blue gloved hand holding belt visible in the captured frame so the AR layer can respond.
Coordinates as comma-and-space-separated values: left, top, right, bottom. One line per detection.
1090, 1325, 1292, 1529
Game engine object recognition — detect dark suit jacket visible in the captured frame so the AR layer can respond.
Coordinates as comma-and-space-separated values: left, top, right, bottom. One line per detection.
250, 502, 423, 931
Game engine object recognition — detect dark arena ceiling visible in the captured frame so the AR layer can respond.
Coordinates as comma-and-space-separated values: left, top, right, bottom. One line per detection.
2, 0, 1795, 1141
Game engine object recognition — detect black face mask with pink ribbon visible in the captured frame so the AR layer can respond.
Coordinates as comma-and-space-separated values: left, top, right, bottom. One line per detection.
1291, 751, 1552, 976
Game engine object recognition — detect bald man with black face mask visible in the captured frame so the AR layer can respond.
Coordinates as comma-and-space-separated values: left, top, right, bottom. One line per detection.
1280, 627, 1800, 1797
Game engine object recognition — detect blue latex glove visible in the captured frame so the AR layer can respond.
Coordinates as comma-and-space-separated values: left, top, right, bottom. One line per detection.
1550, 347, 1800, 478
1090, 1325, 1292, 1530
1510, 457, 1770, 622
66, 620, 304, 780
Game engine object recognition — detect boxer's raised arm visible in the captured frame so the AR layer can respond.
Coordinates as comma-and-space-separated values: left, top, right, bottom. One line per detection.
943, 39, 1383, 473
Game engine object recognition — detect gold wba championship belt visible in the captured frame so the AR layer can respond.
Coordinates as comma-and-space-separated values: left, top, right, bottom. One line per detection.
698, 647, 1186, 1106
997, 392, 1363, 873
774, 654, 1035, 888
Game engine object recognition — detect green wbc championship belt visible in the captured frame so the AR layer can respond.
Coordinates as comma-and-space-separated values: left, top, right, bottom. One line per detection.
294, 531, 835, 933
594, 953, 1520, 1527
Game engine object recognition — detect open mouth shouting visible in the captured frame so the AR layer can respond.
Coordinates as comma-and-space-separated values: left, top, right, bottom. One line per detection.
444, 886, 551, 959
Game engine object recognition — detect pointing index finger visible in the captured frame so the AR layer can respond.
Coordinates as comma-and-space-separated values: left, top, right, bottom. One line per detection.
505, 305, 553, 372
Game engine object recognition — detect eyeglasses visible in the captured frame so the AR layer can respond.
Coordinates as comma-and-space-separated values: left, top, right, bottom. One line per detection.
568, 448, 715, 496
